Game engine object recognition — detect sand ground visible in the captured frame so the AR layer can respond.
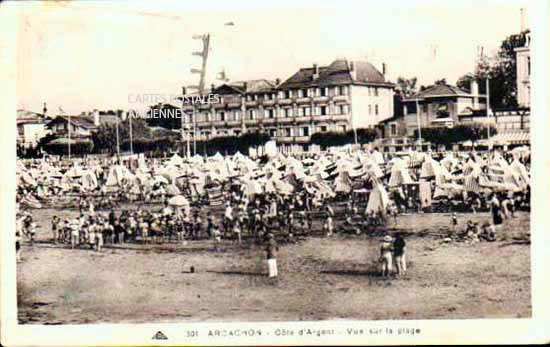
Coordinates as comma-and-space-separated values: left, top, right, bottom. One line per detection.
16, 207, 531, 324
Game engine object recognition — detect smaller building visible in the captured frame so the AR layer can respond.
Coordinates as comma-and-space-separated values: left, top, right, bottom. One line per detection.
16, 109, 49, 148
46, 115, 98, 139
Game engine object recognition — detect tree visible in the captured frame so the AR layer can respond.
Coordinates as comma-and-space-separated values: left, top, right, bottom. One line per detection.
310, 128, 377, 148
412, 123, 496, 147
396, 77, 418, 98
91, 118, 152, 154
456, 30, 528, 110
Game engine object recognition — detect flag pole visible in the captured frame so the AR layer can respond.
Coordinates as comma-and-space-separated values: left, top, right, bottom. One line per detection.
68, 113, 71, 160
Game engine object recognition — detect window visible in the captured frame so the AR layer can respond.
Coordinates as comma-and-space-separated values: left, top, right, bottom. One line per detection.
234, 130, 241, 136
285, 128, 292, 137
528, 56, 531, 76
301, 89, 308, 98
375, 105, 379, 115
269, 129, 277, 137
284, 90, 291, 99
368, 105, 372, 115
205, 113, 210, 122
265, 109, 274, 118
320, 126, 328, 132
234, 110, 241, 120
390, 123, 397, 136
265, 93, 273, 100
340, 125, 346, 132
300, 107, 311, 116
422, 104, 428, 113
320, 87, 327, 97
248, 110, 255, 120
284, 108, 292, 118
219, 111, 225, 121
338, 105, 347, 115
337, 86, 346, 95
302, 127, 310, 136
374, 87, 379, 97
254, 94, 259, 101
320, 106, 327, 116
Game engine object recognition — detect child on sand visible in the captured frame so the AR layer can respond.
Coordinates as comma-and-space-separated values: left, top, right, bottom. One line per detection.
265, 232, 278, 278
380, 235, 394, 277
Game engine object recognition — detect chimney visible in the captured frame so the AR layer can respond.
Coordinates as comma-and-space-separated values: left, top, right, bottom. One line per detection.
43, 102, 47, 118
382, 63, 387, 76
349, 60, 357, 81
470, 80, 479, 109
312, 63, 319, 80
275, 78, 280, 86
243, 82, 248, 91
211, 84, 215, 93
182, 86, 187, 96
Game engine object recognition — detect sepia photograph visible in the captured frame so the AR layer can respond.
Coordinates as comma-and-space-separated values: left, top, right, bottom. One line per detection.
2, 0, 549, 345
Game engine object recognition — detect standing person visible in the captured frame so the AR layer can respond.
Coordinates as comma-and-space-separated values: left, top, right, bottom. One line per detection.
212, 223, 221, 252
325, 214, 334, 237
15, 229, 22, 262
114, 219, 125, 244
224, 202, 234, 234
393, 233, 407, 277
451, 213, 458, 233
490, 194, 503, 231
265, 232, 278, 278
233, 220, 242, 244
70, 219, 79, 249
379, 235, 394, 277
51, 215, 60, 244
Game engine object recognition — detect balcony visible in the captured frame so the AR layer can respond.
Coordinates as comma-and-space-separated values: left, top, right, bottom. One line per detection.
227, 102, 241, 108
313, 96, 330, 103
294, 136, 310, 143
262, 99, 275, 106
263, 118, 277, 125
277, 136, 293, 142
227, 120, 241, 127
331, 115, 349, 122
294, 116, 310, 123
296, 97, 311, 104
278, 117, 294, 124
245, 100, 258, 107
333, 95, 349, 102
278, 98, 292, 106
244, 119, 257, 125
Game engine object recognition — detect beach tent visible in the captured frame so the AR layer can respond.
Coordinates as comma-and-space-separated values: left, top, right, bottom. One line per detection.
105, 165, 135, 186
388, 163, 414, 187
366, 184, 390, 214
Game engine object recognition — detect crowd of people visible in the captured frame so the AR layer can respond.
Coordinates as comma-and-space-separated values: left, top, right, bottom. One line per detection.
15, 146, 531, 277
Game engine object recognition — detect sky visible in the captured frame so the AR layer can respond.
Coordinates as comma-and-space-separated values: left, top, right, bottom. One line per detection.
14, 0, 528, 115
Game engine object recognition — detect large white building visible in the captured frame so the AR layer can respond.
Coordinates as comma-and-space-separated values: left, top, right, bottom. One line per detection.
180, 59, 395, 153
515, 30, 531, 108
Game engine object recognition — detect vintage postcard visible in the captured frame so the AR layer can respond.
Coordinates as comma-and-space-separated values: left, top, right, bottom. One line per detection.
1, 0, 549, 345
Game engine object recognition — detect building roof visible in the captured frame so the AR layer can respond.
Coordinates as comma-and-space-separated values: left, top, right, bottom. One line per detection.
47, 115, 97, 130
17, 109, 46, 124
213, 79, 277, 95
404, 84, 476, 100
278, 59, 390, 89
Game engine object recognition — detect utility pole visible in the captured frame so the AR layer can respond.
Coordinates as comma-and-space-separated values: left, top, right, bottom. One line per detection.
129, 114, 133, 155
415, 99, 422, 146
191, 33, 210, 157
116, 117, 120, 156
68, 113, 71, 160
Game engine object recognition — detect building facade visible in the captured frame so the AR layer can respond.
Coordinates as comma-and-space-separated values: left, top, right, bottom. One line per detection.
380, 82, 487, 139
514, 30, 531, 108
180, 59, 394, 153
16, 109, 49, 148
